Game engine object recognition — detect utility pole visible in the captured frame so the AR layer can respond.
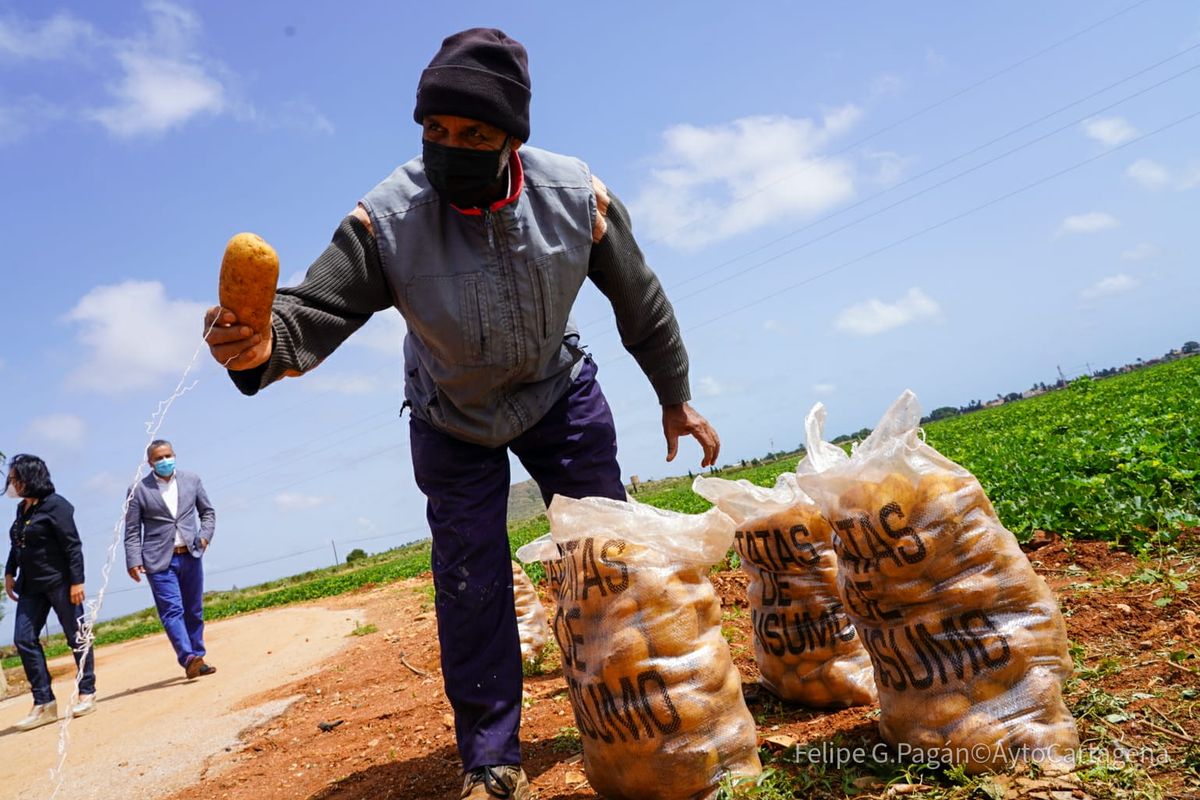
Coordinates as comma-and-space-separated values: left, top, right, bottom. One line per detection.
1057, 365, 1067, 385
1086, 362, 1093, 376
331, 540, 339, 567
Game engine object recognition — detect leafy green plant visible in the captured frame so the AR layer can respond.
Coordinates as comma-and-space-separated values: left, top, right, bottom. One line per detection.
349, 622, 377, 637
551, 724, 581, 753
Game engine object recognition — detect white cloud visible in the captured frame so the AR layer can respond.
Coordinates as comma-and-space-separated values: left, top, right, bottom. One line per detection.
697, 376, 725, 398
241, 99, 335, 136
0, 4, 330, 142
85, 470, 132, 497
283, 269, 308, 288
0, 96, 64, 145
90, 51, 225, 137
630, 108, 863, 249
1122, 242, 1159, 261
63, 281, 208, 393
275, 492, 330, 512
301, 372, 385, 395
834, 287, 940, 337
349, 312, 406, 354
864, 150, 910, 185
870, 73, 906, 97
762, 319, 785, 334
1057, 212, 1118, 236
1124, 158, 1200, 192
25, 413, 87, 449
1082, 117, 1138, 147
87, 2, 226, 138
0, 11, 95, 60
1180, 162, 1200, 191
1081, 273, 1140, 299
1125, 158, 1171, 190
925, 48, 947, 70
812, 383, 836, 395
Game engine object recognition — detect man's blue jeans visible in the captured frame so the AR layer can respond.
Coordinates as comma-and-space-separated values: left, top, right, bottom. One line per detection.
13, 583, 97, 705
146, 552, 206, 668
410, 358, 626, 771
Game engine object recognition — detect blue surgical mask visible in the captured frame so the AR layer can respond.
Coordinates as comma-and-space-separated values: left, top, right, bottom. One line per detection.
153, 458, 176, 478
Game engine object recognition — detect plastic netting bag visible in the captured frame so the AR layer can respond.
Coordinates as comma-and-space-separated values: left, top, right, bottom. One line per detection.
692, 406, 875, 708
795, 391, 1078, 774
517, 496, 761, 800
512, 560, 548, 663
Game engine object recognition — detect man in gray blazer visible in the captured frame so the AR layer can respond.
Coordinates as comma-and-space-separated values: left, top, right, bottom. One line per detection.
124, 439, 217, 679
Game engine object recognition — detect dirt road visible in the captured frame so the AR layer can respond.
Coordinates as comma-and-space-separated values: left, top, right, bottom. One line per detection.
0, 604, 363, 800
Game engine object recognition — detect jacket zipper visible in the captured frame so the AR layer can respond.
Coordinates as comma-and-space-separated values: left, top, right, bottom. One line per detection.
483, 208, 529, 429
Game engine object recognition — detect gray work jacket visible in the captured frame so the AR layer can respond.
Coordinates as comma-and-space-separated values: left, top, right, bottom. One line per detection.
361, 147, 598, 446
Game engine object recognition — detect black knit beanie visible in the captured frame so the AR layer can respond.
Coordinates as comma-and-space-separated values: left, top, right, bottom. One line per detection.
413, 28, 531, 142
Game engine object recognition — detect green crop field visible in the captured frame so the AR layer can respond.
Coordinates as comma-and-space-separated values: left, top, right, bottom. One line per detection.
926, 356, 1200, 549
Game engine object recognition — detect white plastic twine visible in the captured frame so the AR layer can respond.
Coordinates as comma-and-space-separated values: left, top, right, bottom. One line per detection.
47, 315, 229, 798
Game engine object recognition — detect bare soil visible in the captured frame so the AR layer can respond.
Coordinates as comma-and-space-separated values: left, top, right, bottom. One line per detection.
0, 604, 363, 800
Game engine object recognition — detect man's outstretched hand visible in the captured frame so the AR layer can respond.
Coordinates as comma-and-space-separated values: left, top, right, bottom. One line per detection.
663, 403, 720, 468
204, 307, 272, 370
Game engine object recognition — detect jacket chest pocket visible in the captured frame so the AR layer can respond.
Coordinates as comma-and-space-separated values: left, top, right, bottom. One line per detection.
526, 245, 588, 343
404, 273, 492, 366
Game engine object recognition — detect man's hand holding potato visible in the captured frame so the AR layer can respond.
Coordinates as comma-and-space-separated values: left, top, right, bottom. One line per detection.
204, 307, 272, 370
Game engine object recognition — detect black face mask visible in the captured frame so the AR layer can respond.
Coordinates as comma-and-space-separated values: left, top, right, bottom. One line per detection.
422, 138, 510, 208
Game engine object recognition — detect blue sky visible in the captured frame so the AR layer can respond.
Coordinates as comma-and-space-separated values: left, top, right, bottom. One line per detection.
2, 1, 1198, 637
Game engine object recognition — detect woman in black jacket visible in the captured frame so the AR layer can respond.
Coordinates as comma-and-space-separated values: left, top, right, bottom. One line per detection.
5, 454, 96, 730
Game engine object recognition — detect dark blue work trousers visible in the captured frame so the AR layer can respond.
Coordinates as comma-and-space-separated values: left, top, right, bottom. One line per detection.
410, 358, 626, 770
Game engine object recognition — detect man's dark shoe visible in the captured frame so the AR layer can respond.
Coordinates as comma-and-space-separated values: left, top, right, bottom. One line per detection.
461, 765, 532, 799
198, 663, 216, 677
185, 656, 205, 679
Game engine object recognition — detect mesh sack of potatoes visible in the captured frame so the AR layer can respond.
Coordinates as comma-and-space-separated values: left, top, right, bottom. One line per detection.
512, 560, 549, 663
795, 391, 1078, 774
517, 496, 761, 800
693, 421, 876, 708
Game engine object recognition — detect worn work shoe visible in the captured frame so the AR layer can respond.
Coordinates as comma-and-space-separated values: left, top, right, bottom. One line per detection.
16, 701, 58, 731
71, 694, 97, 717
185, 656, 206, 679
460, 765, 533, 799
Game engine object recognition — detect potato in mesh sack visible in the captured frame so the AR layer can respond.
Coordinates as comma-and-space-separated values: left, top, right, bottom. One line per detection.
517, 496, 761, 800
795, 391, 1079, 774
511, 560, 548, 663
693, 446, 875, 708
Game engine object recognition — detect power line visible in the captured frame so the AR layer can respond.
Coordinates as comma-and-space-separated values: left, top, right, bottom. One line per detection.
205, 413, 398, 491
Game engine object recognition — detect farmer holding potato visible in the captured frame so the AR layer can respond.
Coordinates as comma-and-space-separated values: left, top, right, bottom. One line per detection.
204, 28, 717, 800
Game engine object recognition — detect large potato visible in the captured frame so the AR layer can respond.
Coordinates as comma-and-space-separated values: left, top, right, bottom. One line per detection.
219, 232, 279, 336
